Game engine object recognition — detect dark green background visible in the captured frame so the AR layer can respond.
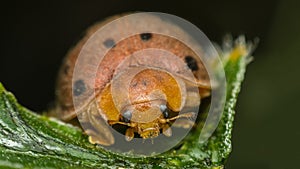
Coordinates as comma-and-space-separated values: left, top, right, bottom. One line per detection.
0, 1, 299, 168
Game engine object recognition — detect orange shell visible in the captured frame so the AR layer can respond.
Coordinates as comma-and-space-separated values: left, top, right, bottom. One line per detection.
54, 14, 210, 122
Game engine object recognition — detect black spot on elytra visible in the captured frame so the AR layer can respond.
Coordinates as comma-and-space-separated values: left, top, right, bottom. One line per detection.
103, 38, 116, 48
184, 56, 199, 71
73, 80, 86, 96
140, 33, 152, 41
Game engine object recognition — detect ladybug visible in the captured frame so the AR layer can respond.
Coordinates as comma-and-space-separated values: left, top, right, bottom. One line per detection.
53, 13, 211, 146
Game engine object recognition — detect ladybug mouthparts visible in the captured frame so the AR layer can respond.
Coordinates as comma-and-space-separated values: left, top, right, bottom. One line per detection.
139, 126, 160, 139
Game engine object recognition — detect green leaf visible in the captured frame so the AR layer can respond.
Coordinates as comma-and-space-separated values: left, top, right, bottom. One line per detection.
0, 38, 252, 169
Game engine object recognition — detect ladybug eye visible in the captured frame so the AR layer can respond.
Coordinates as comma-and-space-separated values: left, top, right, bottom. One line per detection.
160, 105, 169, 118
122, 110, 132, 123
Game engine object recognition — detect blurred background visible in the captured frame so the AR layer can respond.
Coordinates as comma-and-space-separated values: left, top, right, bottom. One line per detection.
0, 0, 299, 168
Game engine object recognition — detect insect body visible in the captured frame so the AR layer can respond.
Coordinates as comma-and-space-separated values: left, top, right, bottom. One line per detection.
54, 13, 211, 146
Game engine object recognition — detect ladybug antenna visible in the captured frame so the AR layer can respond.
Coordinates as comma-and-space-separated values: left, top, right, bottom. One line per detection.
159, 112, 196, 123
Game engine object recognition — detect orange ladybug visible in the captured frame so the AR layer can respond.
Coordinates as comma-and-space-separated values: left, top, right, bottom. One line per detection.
53, 13, 211, 147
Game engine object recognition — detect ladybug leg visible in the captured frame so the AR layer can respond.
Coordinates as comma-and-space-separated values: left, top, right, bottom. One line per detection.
107, 120, 131, 127
107, 120, 137, 141
79, 101, 115, 146
125, 128, 134, 141
162, 124, 172, 137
